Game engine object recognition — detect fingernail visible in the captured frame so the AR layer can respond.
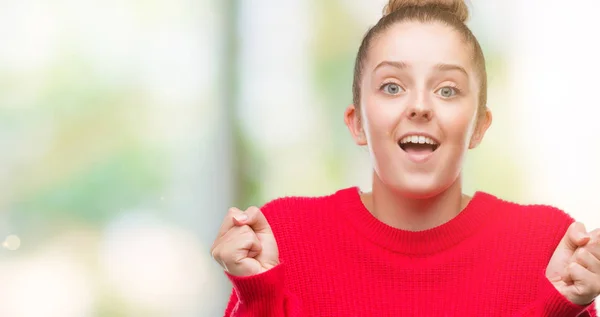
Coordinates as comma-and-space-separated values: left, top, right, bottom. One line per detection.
234, 214, 248, 222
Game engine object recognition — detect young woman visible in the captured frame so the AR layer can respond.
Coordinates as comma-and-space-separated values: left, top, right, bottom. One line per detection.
211, 0, 600, 315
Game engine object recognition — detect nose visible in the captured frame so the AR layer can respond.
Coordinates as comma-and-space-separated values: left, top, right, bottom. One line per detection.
407, 103, 433, 121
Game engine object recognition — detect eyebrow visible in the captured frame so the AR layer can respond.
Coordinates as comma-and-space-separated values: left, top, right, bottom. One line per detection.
373, 61, 409, 73
372, 60, 469, 78
434, 63, 469, 78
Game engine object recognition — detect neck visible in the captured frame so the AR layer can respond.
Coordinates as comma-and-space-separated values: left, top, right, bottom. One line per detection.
361, 173, 469, 231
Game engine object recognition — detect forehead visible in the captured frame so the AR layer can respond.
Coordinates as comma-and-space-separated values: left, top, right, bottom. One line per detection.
366, 21, 473, 72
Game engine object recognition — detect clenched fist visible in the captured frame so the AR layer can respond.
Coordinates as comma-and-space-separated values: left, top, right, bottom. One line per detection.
546, 222, 600, 305
210, 206, 280, 277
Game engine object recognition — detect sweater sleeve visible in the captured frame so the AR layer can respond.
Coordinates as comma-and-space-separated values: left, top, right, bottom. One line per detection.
509, 206, 597, 316
512, 276, 594, 317
223, 197, 303, 317
223, 263, 303, 317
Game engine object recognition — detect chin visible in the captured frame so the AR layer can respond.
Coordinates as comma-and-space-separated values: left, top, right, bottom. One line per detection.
396, 185, 445, 200
381, 173, 455, 200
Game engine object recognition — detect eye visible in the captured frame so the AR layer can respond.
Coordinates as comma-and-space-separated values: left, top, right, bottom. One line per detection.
436, 86, 458, 98
381, 83, 404, 95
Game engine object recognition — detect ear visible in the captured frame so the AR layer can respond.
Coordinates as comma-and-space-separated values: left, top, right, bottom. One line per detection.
344, 104, 367, 146
468, 108, 492, 149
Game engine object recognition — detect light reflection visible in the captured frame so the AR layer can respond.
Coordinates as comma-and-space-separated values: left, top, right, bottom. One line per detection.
0, 250, 94, 317
3, 234, 21, 251
98, 213, 216, 315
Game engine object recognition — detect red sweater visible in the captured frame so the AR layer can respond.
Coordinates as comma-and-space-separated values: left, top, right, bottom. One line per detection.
223, 187, 597, 316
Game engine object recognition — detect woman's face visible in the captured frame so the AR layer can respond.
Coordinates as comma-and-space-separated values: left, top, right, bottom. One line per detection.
345, 21, 492, 198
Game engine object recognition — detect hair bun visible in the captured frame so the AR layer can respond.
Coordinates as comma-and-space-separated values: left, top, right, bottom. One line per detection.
383, 0, 470, 23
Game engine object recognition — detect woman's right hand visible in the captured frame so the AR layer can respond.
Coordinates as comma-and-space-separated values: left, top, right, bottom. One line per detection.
211, 206, 280, 277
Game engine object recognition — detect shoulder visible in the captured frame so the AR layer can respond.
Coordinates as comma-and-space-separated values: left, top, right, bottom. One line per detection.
258, 186, 357, 221
255, 187, 358, 255
480, 192, 574, 226
479, 191, 575, 250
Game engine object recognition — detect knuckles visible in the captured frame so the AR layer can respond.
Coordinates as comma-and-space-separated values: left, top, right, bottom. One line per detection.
226, 207, 240, 218
210, 225, 256, 264
245, 206, 260, 215
576, 248, 588, 262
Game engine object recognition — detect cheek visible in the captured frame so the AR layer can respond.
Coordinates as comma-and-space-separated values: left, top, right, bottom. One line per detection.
439, 106, 478, 144
362, 98, 402, 137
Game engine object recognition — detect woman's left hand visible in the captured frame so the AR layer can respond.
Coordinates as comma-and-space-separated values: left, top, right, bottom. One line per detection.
560, 228, 600, 305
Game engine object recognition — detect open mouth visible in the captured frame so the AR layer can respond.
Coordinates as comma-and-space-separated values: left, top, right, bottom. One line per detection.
398, 135, 440, 154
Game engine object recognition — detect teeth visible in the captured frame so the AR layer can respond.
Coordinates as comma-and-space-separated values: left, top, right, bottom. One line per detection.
400, 135, 438, 145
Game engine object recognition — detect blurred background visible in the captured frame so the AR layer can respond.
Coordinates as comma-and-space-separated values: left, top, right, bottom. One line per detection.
1, 0, 599, 316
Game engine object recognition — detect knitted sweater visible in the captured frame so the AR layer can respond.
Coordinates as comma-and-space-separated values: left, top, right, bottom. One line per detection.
223, 187, 597, 316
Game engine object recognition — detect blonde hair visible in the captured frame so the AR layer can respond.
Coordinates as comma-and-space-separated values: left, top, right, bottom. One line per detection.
352, 0, 487, 116
383, 0, 469, 22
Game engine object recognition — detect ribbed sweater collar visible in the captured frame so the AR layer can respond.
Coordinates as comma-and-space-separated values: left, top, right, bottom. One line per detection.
335, 187, 497, 255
